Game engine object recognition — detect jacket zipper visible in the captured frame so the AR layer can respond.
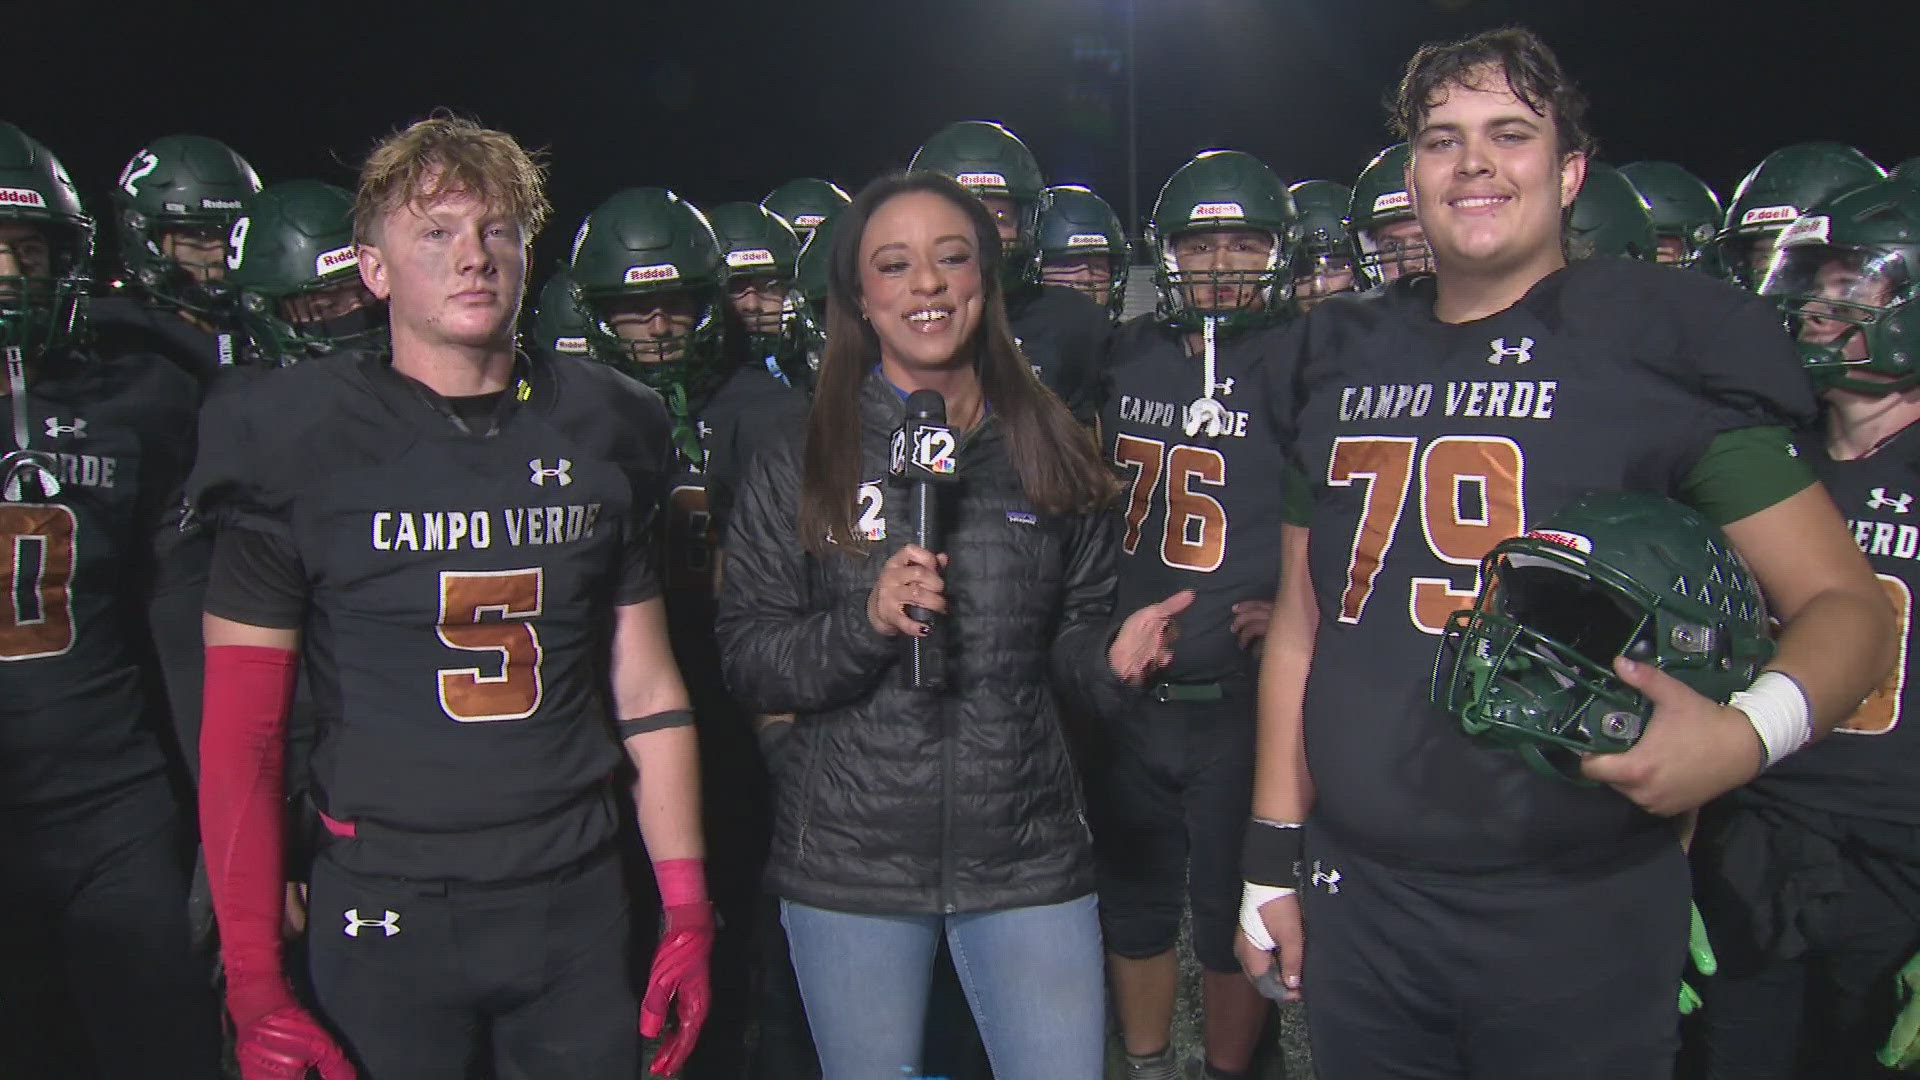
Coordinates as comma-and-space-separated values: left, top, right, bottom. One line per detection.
940, 693, 956, 914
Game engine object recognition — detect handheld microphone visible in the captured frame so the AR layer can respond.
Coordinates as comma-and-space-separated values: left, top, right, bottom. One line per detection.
891, 389, 959, 689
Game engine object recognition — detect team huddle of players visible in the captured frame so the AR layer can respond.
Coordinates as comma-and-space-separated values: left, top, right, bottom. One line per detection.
6, 31, 1920, 1079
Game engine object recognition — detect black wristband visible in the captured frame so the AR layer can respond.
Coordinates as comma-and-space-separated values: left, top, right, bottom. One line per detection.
1241, 818, 1304, 888
617, 709, 694, 741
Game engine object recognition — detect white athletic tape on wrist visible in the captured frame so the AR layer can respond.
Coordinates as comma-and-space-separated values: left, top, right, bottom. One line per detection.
1729, 670, 1813, 768
1239, 881, 1295, 952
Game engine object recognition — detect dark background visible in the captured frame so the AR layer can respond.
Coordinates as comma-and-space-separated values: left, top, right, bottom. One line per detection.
13, 0, 1911, 275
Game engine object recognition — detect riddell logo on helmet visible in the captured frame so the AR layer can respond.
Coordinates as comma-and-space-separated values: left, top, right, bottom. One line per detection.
0, 187, 48, 208
793, 214, 825, 228
1779, 215, 1830, 247
201, 199, 243, 210
1741, 205, 1800, 227
1066, 234, 1108, 248
1191, 202, 1245, 220
315, 245, 358, 276
1527, 529, 1594, 554
955, 172, 1008, 189
725, 248, 776, 269
1373, 191, 1412, 214
624, 263, 681, 284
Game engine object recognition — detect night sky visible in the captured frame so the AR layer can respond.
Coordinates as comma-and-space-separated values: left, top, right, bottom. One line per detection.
15, 0, 1911, 275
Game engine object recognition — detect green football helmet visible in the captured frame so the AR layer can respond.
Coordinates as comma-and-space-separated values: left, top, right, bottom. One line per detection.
1619, 161, 1723, 271
1432, 491, 1773, 782
706, 201, 802, 357
909, 121, 1050, 288
112, 134, 262, 319
1347, 143, 1430, 287
1762, 178, 1920, 396
761, 177, 849, 245
0, 121, 92, 357
1567, 162, 1658, 261
1147, 149, 1295, 333
225, 180, 384, 366
1896, 158, 1920, 185
1036, 184, 1129, 320
1288, 179, 1360, 312
529, 270, 591, 359
568, 187, 726, 401
1717, 142, 1886, 291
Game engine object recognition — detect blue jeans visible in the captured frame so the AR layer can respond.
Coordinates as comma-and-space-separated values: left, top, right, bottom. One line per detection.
781, 893, 1106, 1080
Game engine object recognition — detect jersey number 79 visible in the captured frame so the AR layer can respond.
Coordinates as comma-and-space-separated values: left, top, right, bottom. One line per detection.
1328, 435, 1524, 633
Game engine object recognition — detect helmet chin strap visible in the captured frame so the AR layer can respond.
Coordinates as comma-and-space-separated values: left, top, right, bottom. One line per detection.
1184, 314, 1227, 438
3, 345, 61, 502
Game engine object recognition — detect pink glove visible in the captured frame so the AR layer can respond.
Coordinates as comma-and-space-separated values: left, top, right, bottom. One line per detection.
237, 1005, 356, 1080
639, 859, 715, 1076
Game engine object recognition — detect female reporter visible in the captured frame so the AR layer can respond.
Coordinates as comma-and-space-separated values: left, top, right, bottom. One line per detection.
717, 172, 1186, 1080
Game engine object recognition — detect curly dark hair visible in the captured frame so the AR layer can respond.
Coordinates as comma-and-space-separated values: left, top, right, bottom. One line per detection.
1389, 26, 1594, 160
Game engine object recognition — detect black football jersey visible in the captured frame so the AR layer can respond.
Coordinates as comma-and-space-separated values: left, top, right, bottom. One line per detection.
1274, 260, 1816, 872
1100, 315, 1295, 683
0, 351, 199, 807
660, 365, 807, 679
1009, 283, 1113, 420
189, 350, 672, 877
91, 294, 239, 391
1752, 421, 1920, 824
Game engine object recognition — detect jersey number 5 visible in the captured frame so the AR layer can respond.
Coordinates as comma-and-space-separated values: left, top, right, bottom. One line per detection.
1114, 434, 1227, 572
1329, 435, 1524, 632
436, 568, 544, 722
1, 504, 78, 662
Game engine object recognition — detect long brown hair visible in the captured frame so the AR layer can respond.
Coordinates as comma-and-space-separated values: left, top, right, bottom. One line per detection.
799, 172, 1114, 554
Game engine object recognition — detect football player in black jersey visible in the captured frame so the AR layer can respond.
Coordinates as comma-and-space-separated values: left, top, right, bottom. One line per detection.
1687, 178, 1920, 1078
0, 119, 220, 1080
191, 117, 712, 1080
1094, 148, 1297, 1080
1346, 142, 1433, 287
570, 185, 807, 1079
1238, 29, 1894, 1080
911, 121, 1113, 420
1038, 183, 1130, 322
91, 134, 262, 390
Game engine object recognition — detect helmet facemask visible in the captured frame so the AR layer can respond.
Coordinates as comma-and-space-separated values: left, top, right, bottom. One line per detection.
1765, 237, 1920, 395
1433, 523, 1773, 783
1155, 225, 1286, 334
0, 220, 91, 356
580, 284, 724, 404
240, 274, 386, 366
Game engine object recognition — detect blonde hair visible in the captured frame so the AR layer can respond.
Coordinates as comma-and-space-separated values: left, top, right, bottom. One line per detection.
353, 112, 552, 245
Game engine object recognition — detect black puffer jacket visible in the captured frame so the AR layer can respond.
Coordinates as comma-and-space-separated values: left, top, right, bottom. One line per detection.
717, 370, 1133, 914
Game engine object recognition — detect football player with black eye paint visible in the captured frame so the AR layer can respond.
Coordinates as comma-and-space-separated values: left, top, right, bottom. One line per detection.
1239, 28, 1893, 1080
92, 134, 262, 391
0, 119, 221, 1080
1092, 148, 1299, 1080
911, 121, 1114, 422
191, 118, 712, 1080
1684, 177, 1920, 1079
570, 186, 806, 1080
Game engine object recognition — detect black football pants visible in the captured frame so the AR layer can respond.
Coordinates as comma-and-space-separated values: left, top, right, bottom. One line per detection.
306, 844, 636, 1080
0, 773, 221, 1080
1300, 820, 1690, 1080
1687, 804, 1920, 1079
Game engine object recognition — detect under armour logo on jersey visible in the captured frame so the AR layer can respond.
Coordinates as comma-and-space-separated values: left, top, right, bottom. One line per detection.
43, 417, 85, 439
696, 420, 713, 441
1870, 488, 1913, 514
1214, 377, 1235, 397
1486, 336, 1534, 365
1184, 397, 1228, 438
343, 908, 400, 938
528, 458, 573, 487
1309, 860, 1342, 894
